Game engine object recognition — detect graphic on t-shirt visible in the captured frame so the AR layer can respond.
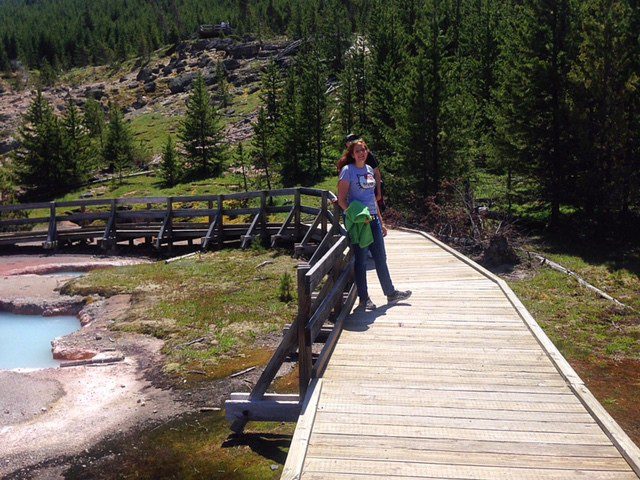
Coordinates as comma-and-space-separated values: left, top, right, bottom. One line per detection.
357, 173, 375, 190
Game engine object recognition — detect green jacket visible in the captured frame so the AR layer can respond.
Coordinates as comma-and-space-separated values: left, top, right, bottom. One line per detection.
345, 200, 374, 248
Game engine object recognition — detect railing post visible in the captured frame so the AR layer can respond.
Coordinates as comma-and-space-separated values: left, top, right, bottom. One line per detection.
166, 197, 173, 249
217, 194, 224, 249
332, 201, 341, 232
297, 263, 312, 400
321, 191, 328, 235
260, 190, 268, 245
44, 201, 57, 249
208, 199, 214, 224
294, 188, 301, 241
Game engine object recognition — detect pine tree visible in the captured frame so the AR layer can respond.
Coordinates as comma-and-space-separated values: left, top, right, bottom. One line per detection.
160, 135, 180, 187
570, 0, 639, 219
0, 42, 9, 72
62, 99, 91, 186
493, 0, 576, 225
13, 91, 66, 197
297, 42, 328, 175
83, 98, 105, 145
103, 103, 135, 180
337, 54, 357, 136
366, 2, 407, 155
179, 74, 225, 179
277, 71, 305, 185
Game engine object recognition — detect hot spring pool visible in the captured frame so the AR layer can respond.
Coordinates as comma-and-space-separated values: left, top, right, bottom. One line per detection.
0, 312, 80, 369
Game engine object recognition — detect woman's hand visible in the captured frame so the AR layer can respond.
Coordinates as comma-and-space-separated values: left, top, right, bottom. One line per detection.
381, 225, 388, 237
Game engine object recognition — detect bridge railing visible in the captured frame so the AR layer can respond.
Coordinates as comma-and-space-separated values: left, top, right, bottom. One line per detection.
0, 188, 344, 251
225, 190, 356, 433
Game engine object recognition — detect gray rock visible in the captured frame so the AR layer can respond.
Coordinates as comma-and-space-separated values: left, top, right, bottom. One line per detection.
84, 88, 106, 100
227, 42, 260, 59
198, 57, 214, 68
0, 137, 19, 155
143, 81, 156, 93
136, 67, 154, 83
168, 73, 198, 94
206, 38, 234, 52
133, 96, 147, 109
229, 72, 259, 87
222, 58, 240, 71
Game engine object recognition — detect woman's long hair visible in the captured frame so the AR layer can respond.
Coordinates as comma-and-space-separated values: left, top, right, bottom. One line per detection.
337, 140, 368, 173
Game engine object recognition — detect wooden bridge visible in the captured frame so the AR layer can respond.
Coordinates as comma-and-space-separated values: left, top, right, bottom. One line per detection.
228, 224, 640, 479
3, 189, 639, 478
0, 188, 338, 252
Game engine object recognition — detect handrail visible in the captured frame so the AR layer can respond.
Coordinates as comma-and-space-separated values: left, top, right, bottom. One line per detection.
225, 189, 355, 433
0, 187, 336, 251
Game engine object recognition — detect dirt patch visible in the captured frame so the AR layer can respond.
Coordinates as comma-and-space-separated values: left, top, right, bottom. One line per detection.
572, 358, 640, 446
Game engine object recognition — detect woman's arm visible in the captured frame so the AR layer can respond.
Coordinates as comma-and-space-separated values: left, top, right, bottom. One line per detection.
337, 179, 350, 211
377, 201, 387, 237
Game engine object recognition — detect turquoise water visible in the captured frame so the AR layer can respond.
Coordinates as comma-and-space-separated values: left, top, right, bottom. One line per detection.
0, 312, 80, 369
45, 271, 86, 278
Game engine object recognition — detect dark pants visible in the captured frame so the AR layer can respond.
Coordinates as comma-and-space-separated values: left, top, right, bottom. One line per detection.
353, 215, 395, 302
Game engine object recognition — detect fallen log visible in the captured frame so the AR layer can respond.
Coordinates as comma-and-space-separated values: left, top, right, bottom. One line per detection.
528, 251, 633, 310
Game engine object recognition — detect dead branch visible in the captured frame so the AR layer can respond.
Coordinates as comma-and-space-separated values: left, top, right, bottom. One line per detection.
528, 251, 633, 311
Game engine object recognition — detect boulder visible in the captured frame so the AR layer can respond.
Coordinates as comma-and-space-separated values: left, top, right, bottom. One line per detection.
136, 66, 154, 83
84, 87, 106, 100
198, 56, 214, 68
0, 137, 19, 155
227, 42, 260, 59
133, 96, 148, 109
168, 72, 198, 94
206, 38, 235, 52
229, 72, 259, 87
143, 81, 156, 93
222, 58, 240, 71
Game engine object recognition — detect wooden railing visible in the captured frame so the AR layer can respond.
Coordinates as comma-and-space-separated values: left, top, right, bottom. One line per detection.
225, 194, 356, 434
0, 188, 341, 252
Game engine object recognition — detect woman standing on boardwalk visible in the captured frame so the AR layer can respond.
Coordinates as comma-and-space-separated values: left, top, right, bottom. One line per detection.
337, 140, 411, 311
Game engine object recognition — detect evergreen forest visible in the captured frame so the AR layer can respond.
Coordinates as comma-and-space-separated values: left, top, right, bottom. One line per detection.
2, 0, 639, 238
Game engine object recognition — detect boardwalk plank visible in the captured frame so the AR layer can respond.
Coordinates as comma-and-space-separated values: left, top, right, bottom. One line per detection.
302, 458, 637, 479
281, 230, 640, 480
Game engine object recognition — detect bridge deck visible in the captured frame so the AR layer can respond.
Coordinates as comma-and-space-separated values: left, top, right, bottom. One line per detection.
282, 229, 640, 479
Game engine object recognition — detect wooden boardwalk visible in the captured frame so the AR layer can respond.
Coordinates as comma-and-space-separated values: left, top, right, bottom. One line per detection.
282, 229, 640, 479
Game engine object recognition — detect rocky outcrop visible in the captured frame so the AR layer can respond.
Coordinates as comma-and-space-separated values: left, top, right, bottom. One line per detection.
227, 42, 260, 59
169, 72, 198, 93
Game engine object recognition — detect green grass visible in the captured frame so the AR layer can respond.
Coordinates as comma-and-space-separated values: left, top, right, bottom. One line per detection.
63, 249, 299, 379
508, 247, 640, 362
229, 86, 262, 118
130, 113, 182, 157
65, 410, 294, 480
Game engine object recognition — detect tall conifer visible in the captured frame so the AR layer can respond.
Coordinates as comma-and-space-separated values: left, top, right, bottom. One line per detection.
179, 74, 225, 179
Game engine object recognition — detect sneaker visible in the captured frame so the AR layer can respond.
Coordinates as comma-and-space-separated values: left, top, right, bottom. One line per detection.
358, 298, 377, 311
387, 289, 412, 303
